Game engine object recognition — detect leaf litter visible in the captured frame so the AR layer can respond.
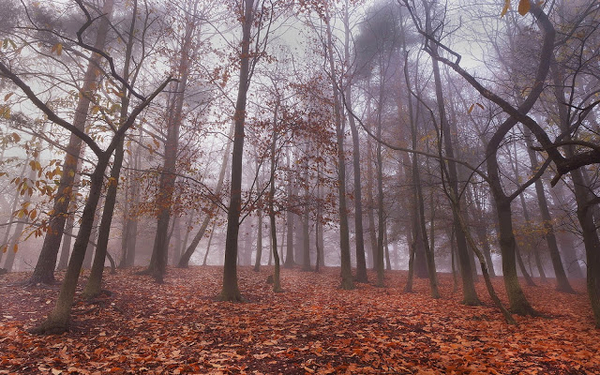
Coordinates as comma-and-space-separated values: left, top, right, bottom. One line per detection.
0, 267, 598, 374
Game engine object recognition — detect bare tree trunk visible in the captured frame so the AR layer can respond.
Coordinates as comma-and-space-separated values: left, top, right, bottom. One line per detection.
178, 123, 233, 268
325, 7, 354, 290
523, 117, 574, 292
426, 3, 478, 304
254, 210, 263, 272
202, 223, 216, 266
344, 1, 367, 283
27, 0, 113, 285
83, 0, 139, 296
220, 0, 255, 301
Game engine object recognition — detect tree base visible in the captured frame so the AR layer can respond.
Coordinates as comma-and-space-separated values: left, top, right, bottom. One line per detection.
340, 279, 355, 290
354, 274, 369, 284
509, 304, 539, 317
28, 317, 69, 335
556, 284, 576, 294
24, 274, 59, 286
462, 298, 482, 306
216, 290, 244, 302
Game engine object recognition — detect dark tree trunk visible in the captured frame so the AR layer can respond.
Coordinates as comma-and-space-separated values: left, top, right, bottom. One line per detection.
30, 156, 110, 334
28, 0, 113, 284
424, 0, 479, 304
219, 0, 254, 302
523, 128, 573, 292
344, 3, 367, 283
254, 211, 263, 272
325, 7, 354, 290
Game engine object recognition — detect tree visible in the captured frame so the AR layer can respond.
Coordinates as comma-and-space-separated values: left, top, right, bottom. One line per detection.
25, 0, 114, 285
0, 0, 172, 333
220, 0, 257, 301
143, 0, 202, 283
323, 3, 355, 290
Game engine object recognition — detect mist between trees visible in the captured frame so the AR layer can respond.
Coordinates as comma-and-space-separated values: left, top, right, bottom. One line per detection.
0, 0, 599, 333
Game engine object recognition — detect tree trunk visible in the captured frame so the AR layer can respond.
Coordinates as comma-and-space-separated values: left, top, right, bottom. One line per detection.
494, 197, 537, 315
254, 211, 263, 272
425, 1, 479, 304
30, 156, 111, 334
302, 198, 311, 271
178, 123, 233, 268
523, 127, 573, 292
202, 223, 216, 266
28, 0, 113, 285
344, 2, 367, 283
324, 8, 354, 290
82, 139, 125, 298
268, 113, 282, 292
219, 0, 254, 302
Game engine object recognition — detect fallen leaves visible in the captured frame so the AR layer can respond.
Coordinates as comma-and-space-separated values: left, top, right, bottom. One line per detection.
0, 267, 598, 374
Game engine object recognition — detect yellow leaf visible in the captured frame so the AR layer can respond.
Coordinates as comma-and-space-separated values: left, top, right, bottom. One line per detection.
518, 0, 530, 16
12, 243, 18, 253
4, 92, 13, 101
501, 0, 510, 17
468, 103, 475, 114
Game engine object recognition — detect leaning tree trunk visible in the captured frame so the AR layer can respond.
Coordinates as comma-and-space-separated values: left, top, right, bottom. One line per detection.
30, 155, 110, 334
28, 0, 113, 285
83, 2, 139, 296
178, 123, 233, 268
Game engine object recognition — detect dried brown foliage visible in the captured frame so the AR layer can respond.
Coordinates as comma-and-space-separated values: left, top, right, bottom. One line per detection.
0, 267, 598, 374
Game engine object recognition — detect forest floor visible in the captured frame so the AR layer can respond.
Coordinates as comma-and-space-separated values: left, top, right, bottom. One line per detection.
0, 266, 598, 375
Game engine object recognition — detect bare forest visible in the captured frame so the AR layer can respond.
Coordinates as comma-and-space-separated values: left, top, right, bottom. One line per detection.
1, 0, 600, 373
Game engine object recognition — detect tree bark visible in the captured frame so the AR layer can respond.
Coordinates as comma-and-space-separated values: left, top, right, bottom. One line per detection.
219, 0, 254, 301
344, 1, 368, 283
27, 0, 113, 285
324, 7, 354, 290
425, 1, 477, 304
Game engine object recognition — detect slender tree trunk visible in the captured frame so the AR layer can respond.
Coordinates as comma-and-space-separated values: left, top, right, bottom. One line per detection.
220, 0, 254, 301
365, 137, 378, 269
119, 132, 141, 269
83, 1, 139, 295
344, 2, 367, 283
404, 229, 415, 293
82, 140, 126, 297
28, 0, 113, 285
375, 80, 386, 287
254, 211, 263, 272
425, 0, 478, 304
551, 60, 600, 326
302, 199, 311, 271
284, 192, 295, 268
268, 113, 282, 291
202, 223, 216, 266
325, 8, 354, 290
30, 155, 111, 334
178, 123, 232, 267
384, 230, 391, 271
